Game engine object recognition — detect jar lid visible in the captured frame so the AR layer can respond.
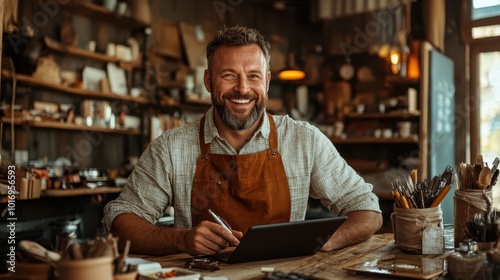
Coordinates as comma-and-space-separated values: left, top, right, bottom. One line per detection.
459, 239, 479, 255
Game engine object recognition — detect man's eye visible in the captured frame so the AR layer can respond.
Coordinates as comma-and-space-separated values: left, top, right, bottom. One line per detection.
249, 74, 261, 80
222, 74, 236, 80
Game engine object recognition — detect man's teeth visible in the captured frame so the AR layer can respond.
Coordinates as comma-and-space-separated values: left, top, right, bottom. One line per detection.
231, 99, 251, 104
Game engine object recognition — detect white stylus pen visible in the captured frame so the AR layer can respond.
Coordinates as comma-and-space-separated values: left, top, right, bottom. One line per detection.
208, 209, 232, 234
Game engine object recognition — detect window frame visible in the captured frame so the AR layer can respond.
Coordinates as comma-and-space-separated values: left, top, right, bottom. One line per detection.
469, 41, 500, 161
461, 0, 500, 44
463, 0, 500, 161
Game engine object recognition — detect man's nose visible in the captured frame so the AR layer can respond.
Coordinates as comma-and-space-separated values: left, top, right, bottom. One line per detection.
234, 77, 250, 93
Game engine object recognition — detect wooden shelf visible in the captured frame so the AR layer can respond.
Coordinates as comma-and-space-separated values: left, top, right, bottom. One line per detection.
43, 37, 140, 70
180, 95, 212, 112
1, 117, 141, 135
184, 95, 212, 105
384, 76, 420, 85
330, 137, 419, 144
1, 70, 150, 104
158, 80, 186, 89
344, 112, 421, 119
42, 0, 150, 30
180, 98, 211, 112
43, 186, 123, 197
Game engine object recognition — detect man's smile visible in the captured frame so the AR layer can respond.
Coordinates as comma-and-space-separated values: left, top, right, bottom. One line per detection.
230, 98, 252, 104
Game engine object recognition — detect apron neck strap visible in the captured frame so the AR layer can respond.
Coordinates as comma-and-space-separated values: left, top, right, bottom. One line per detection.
267, 113, 278, 150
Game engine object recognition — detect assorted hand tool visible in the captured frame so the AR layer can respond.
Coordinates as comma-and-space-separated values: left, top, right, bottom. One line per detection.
391, 165, 453, 209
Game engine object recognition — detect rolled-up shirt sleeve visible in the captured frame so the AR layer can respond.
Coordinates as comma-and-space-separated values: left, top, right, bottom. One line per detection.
102, 138, 172, 233
309, 130, 381, 217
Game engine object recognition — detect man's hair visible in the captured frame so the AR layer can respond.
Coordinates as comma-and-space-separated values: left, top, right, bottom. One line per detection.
206, 26, 271, 71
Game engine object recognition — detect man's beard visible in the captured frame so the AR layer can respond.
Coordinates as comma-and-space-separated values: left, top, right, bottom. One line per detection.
213, 91, 267, 131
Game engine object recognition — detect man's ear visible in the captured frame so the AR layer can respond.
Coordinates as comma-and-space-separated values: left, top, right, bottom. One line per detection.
204, 69, 211, 93
266, 71, 271, 92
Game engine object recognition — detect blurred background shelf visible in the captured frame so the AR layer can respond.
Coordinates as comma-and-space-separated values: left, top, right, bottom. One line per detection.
1, 70, 149, 104
41, 0, 150, 30
1, 118, 141, 135
43, 186, 123, 197
330, 137, 419, 144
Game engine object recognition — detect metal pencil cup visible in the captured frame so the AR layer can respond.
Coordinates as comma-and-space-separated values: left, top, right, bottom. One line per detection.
454, 189, 493, 248
391, 206, 444, 254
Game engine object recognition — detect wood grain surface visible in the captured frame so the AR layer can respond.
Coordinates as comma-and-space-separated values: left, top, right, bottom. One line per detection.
136, 233, 450, 280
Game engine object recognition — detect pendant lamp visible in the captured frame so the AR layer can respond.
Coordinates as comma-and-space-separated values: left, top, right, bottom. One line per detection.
389, 40, 410, 75
278, 52, 306, 81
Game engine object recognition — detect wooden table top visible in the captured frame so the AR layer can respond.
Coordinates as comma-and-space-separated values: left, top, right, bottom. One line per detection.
136, 233, 450, 280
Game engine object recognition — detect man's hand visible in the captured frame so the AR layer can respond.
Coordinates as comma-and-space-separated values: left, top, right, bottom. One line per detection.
111, 213, 243, 256
181, 221, 243, 256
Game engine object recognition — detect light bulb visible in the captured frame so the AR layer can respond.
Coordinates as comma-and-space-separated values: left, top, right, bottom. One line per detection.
390, 50, 400, 65
390, 50, 401, 75
278, 70, 306, 80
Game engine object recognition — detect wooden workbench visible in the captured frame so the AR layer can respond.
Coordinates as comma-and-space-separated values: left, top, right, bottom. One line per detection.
137, 233, 450, 279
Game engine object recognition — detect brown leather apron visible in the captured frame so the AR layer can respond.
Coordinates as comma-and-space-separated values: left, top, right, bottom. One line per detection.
190, 113, 291, 234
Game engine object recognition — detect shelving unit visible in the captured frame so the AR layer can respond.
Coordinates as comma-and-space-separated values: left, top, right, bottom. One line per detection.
0, 0, 153, 189
384, 76, 420, 85
43, 186, 123, 197
43, 37, 140, 71
344, 112, 420, 119
340, 93, 422, 149
0, 0, 154, 243
36, 0, 150, 31
1, 70, 150, 104
330, 137, 419, 144
0, 181, 122, 200
0, 117, 141, 135
319, 41, 430, 184
180, 102, 211, 113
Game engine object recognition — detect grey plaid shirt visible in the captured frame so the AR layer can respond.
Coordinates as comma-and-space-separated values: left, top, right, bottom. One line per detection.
102, 108, 381, 232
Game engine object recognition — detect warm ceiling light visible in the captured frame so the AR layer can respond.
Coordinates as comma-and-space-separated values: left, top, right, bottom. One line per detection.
278, 53, 305, 81
278, 69, 306, 80
390, 50, 401, 75
388, 41, 410, 75
390, 50, 400, 65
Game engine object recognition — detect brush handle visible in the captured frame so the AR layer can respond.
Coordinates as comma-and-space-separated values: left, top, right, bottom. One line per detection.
430, 185, 451, 207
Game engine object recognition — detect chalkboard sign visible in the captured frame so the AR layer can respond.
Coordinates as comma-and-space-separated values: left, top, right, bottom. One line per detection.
429, 50, 455, 224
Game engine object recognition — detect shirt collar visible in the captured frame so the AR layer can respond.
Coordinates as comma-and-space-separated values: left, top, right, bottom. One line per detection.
202, 107, 270, 144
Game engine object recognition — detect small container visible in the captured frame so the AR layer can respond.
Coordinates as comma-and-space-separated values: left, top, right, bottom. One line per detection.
51, 217, 82, 252
485, 249, 500, 280
88, 40, 96, 52
454, 189, 493, 248
447, 239, 487, 280
391, 206, 444, 254
56, 256, 114, 280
